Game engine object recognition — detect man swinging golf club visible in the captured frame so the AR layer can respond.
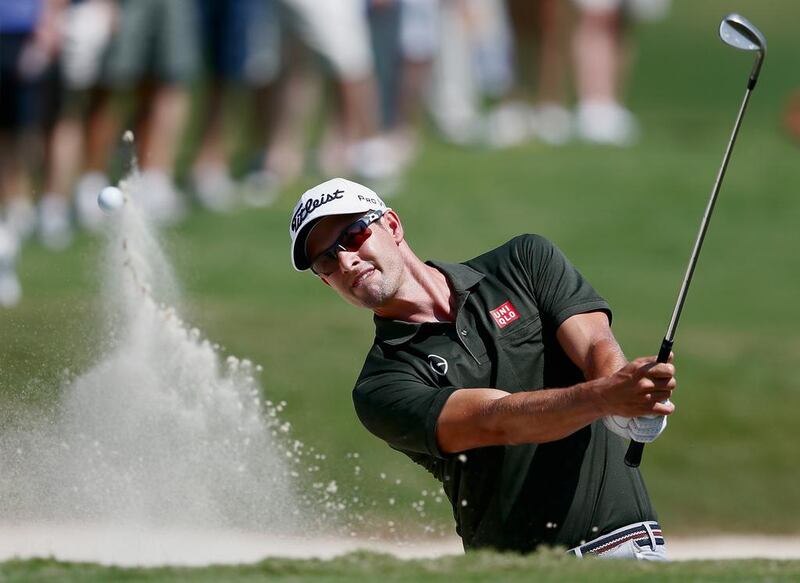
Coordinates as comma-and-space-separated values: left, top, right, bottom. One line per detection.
290, 177, 676, 559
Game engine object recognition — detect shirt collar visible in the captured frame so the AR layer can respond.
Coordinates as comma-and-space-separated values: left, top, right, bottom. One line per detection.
373, 261, 485, 345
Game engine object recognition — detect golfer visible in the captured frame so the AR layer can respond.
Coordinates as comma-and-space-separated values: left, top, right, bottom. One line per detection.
290, 178, 676, 560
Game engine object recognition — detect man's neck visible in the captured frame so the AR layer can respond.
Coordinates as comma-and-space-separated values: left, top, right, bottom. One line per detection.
374, 256, 455, 323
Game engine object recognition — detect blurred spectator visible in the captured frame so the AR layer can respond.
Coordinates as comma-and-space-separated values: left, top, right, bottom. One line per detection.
0, 0, 677, 273
428, 0, 514, 146
42, 0, 116, 246
368, 0, 440, 168
0, 0, 67, 304
248, 0, 402, 195
425, 0, 670, 149
0, 0, 63, 241
96, 0, 200, 224
0, 219, 19, 308
397, 0, 441, 121
294, 0, 397, 181
529, 0, 572, 145
366, 0, 401, 132
508, 0, 572, 145
572, 0, 670, 145
246, 30, 319, 205
191, 0, 281, 212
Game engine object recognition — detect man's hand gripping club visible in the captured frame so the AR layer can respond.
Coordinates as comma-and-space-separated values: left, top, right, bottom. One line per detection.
594, 356, 676, 444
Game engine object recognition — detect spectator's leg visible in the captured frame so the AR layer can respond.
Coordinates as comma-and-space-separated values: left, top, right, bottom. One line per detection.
140, 84, 190, 175
284, 0, 401, 181
83, 88, 116, 175
531, 0, 572, 145
394, 0, 440, 163
192, 83, 227, 174
127, 0, 199, 223
40, 114, 81, 249
427, 0, 482, 145
573, 7, 619, 104
74, 88, 114, 231
262, 61, 319, 182
572, 2, 638, 145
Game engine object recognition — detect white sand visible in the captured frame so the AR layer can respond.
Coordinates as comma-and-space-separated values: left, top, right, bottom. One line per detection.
1, 523, 799, 566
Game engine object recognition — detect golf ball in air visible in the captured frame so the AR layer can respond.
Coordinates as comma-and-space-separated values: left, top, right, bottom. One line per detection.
98, 186, 124, 213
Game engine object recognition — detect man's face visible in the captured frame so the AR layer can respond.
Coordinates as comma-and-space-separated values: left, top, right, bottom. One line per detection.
305, 211, 404, 309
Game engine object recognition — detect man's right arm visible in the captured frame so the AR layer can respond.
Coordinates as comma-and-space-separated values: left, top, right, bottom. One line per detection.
435, 357, 676, 454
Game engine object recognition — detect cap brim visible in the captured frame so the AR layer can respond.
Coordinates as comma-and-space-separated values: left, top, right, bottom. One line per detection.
292, 217, 321, 271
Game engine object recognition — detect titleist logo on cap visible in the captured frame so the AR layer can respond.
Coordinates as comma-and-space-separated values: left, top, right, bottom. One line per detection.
291, 189, 344, 233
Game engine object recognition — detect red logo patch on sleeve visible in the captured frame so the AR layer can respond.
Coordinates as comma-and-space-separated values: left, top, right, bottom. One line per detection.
490, 301, 520, 329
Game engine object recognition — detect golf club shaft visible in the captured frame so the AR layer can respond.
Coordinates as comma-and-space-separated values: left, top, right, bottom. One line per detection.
624, 86, 754, 469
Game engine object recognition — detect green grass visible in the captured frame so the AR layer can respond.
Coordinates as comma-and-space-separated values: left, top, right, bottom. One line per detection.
3, 552, 800, 583
2, 0, 800, 557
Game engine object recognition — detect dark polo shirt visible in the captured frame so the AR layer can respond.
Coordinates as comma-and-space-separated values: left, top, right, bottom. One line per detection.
353, 234, 656, 552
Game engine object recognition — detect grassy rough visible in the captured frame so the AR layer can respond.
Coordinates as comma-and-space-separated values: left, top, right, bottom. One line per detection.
3, 552, 800, 582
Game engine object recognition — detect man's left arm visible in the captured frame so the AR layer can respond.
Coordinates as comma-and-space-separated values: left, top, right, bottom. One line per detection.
556, 311, 627, 381
556, 311, 671, 443
519, 234, 671, 442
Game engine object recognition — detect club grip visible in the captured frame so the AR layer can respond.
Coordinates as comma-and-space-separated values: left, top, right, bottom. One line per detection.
625, 441, 644, 467
657, 338, 673, 364
625, 337, 674, 468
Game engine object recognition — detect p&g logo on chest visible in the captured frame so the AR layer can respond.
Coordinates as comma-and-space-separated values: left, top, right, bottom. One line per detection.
490, 301, 520, 329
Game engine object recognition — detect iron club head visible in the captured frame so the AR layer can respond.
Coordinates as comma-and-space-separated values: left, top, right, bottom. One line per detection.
719, 13, 767, 88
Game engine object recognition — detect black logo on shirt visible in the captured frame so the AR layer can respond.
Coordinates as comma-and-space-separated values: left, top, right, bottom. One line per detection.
291, 188, 345, 233
428, 354, 448, 376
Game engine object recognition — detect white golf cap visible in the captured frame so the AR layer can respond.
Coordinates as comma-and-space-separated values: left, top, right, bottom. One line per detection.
289, 177, 387, 271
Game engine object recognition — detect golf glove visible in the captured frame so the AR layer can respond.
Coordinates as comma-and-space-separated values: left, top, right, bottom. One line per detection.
603, 414, 667, 443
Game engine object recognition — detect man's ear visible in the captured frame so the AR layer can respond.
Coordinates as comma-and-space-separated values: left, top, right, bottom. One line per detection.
383, 210, 404, 244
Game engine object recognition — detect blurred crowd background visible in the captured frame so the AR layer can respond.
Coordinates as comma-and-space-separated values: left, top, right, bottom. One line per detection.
0, 0, 674, 307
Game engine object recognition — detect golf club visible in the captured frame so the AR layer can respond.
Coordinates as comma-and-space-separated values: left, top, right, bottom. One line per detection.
624, 13, 766, 468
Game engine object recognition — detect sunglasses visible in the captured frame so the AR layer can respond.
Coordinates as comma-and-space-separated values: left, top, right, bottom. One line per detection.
309, 209, 386, 276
